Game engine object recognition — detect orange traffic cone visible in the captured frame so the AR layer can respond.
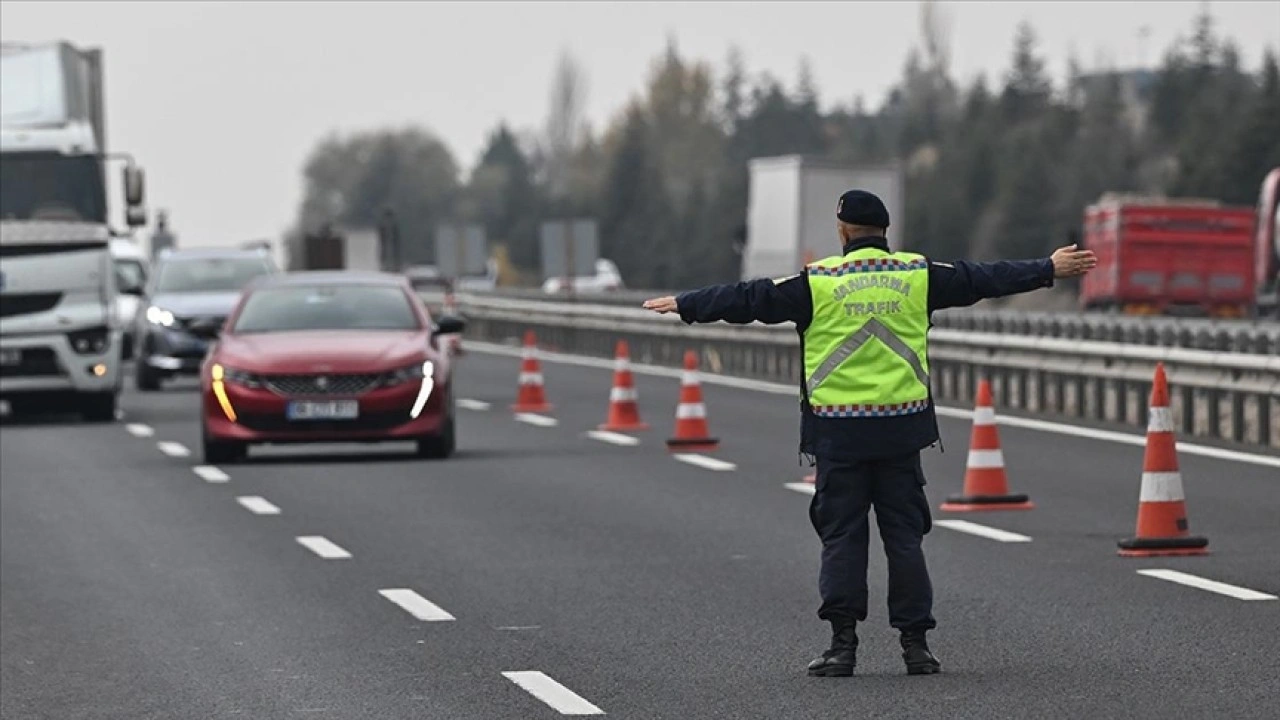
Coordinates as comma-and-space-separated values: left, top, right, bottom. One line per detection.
940, 379, 1034, 511
600, 340, 648, 432
666, 350, 719, 452
1118, 363, 1209, 557
511, 330, 552, 413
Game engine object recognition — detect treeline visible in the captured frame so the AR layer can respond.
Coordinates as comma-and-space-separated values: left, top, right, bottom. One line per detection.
290, 7, 1280, 289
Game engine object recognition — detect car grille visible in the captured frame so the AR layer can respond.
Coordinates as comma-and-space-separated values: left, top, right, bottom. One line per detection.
0, 347, 63, 377
263, 373, 384, 397
0, 293, 61, 318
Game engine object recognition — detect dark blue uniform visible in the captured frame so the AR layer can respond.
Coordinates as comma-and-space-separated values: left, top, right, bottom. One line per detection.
676, 236, 1054, 631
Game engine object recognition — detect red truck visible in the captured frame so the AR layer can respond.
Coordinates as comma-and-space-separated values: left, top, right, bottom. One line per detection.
1080, 195, 1257, 317
1253, 167, 1280, 319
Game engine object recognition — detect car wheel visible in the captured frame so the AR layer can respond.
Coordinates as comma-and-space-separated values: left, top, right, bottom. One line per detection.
202, 429, 247, 464
416, 407, 456, 460
135, 361, 162, 391
81, 392, 118, 423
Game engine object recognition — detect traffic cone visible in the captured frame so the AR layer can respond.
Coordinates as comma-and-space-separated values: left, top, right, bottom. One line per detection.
666, 350, 719, 452
1118, 363, 1209, 557
599, 340, 648, 432
940, 379, 1035, 512
511, 330, 552, 413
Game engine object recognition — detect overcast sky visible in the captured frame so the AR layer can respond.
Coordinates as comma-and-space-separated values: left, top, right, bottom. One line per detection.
3, 1, 1276, 248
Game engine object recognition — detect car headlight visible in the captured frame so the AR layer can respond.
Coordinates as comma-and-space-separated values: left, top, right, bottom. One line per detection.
382, 361, 428, 387
146, 305, 175, 327
221, 366, 263, 389
67, 326, 110, 355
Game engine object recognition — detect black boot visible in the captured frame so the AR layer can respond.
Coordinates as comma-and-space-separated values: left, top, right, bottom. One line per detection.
807, 622, 857, 677
900, 631, 941, 675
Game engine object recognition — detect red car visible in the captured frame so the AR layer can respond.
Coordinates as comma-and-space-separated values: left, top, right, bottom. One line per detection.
199, 271, 465, 463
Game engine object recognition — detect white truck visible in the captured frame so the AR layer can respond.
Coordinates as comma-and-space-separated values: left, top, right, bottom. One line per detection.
1, 41, 147, 420
742, 156, 905, 280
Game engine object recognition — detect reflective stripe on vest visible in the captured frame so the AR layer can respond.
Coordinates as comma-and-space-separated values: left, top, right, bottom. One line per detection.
803, 248, 930, 418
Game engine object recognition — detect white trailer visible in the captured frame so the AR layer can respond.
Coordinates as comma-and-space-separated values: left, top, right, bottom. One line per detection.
742, 156, 904, 280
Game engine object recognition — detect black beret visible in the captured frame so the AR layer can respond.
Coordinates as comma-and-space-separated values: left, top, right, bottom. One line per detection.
836, 190, 890, 228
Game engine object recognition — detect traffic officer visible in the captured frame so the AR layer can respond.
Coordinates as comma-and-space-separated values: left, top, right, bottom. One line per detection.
642, 190, 1096, 677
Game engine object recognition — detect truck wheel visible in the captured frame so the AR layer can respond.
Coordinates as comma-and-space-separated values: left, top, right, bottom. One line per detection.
135, 362, 162, 391
81, 392, 117, 423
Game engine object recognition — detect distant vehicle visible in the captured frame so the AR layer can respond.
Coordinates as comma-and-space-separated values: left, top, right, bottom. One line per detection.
109, 237, 148, 358
1254, 168, 1280, 319
403, 265, 463, 357
541, 258, 625, 294
0, 222, 122, 420
1079, 195, 1256, 317
198, 271, 466, 463
134, 247, 278, 390
298, 226, 381, 271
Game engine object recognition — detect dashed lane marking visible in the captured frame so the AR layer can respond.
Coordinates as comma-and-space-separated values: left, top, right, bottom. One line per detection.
125, 423, 154, 437
586, 430, 640, 446
458, 398, 492, 411
935, 519, 1032, 543
673, 453, 737, 472
236, 496, 281, 515
502, 671, 604, 716
295, 536, 352, 560
193, 465, 230, 483
515, 413, 559, 427
784, 482, 816, 496
1136, 569, 1277, 601
378, 589, 456, 621
157, 441, 190, 458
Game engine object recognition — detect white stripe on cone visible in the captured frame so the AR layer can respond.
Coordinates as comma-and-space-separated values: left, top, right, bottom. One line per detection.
1139, 471, 1186, 502
518, 372, 544, 385
972, 406, 997, 425
615, 358, 630, 371
675, 403, 707, 419
610, 387, 638, 402
966, 449, 1005, 469
1148, 407, 1175, 433
681, 371, 699, 386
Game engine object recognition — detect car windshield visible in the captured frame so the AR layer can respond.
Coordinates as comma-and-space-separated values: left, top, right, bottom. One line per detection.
232, 285, 421, 333
155, 257, 273, 293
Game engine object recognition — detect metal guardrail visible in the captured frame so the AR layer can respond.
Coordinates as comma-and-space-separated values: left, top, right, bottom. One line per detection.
451, 288, 1280, 355
426, 292, 1280, 450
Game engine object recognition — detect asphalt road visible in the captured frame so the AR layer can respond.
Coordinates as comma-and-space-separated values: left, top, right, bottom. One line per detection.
2, 347, 1278, 719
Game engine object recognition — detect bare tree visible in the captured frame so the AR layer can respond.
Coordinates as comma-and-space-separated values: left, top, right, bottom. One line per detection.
544, 48, 588, 203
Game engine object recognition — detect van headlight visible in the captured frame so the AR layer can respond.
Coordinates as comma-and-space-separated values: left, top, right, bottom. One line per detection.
146, 305, 175, 327
67, 327, 111, 355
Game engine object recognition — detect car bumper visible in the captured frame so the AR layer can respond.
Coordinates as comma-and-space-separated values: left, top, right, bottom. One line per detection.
203, 378, 449, 443
0, 332, 123, 397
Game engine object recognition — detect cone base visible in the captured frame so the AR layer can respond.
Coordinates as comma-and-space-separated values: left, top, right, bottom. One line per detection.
512, 403, 553, 413
600, 422, 649, 432
666, 438, 720, 452
940, 494, 1034, 512
1117, 535, 1209, 557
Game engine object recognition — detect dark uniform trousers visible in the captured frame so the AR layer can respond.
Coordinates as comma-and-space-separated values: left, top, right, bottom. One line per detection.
808, 451, 937, 632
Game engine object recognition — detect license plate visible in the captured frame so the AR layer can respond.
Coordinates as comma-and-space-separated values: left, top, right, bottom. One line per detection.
0, 349, 19, 367
287, 400, 359, 421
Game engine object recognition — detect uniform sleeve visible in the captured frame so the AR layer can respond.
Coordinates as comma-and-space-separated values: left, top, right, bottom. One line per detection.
675, 274, 812, 328
927, 258, 1055, 312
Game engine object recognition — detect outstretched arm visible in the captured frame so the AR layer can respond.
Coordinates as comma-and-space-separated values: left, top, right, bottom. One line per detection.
643, 275, 812, 328
928, 244, 1096, 312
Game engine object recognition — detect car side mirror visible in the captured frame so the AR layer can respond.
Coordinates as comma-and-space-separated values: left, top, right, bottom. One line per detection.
124, 164, 146, 207
122, 283, 145, 297
433, 315, 466, 335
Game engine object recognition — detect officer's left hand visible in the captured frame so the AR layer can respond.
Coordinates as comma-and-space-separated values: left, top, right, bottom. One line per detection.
643, 296, 678, 314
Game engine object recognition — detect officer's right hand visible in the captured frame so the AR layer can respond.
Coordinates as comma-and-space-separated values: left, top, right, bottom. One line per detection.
643, 296, 678, 314
1050, 244, 1097, 278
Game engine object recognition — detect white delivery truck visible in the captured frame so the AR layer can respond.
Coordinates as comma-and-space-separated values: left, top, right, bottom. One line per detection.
1, 41, 147, 420
742, 156, 904, 280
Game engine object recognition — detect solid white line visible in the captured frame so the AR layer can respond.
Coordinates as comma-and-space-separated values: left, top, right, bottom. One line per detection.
586, 430, 640, 446
469, 341, 1280, 469
378, 588, 456, 621
295, 536, 351, 559
458, 398, 491, 411
236, 496, 281, 515
935, 519, 1032, 543
515, 413, 559, 427
784, 482, 816, 496
502, 671, 604, 716
1136, 569, 1277, 601
673, 453, 737, 472
157, 441, 190, 458
193, 465, 230, 483
125, 423, 154, 438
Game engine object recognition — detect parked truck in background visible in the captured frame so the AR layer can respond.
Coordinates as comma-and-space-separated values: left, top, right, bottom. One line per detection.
742, 156, 904, 280
1253, 167, 1280, 319
1, 41, 147, 420
296, 225, 382, 271
1079, 195, 1256, 317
